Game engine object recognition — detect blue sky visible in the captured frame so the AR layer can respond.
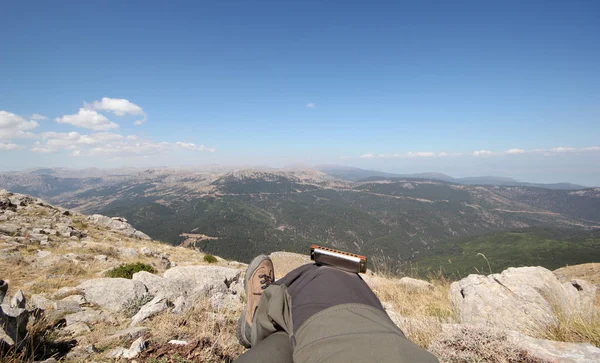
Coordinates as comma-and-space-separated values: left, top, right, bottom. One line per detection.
1, 1, 599, 185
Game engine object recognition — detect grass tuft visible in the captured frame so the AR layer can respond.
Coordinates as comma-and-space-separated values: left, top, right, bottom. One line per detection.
543, 310, 600, 347
143, 298, 245, 362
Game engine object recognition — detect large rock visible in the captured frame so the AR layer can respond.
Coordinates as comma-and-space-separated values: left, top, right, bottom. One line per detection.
77, 278, 147, 312
450, 266, 597, 335
562, 279, 598, 319
53, 299, 82, 313
210, 291, 243, 311
31, 294, 54, 310
450, 270, 557, 335
162, 265, 241, 299
9, 290, 25, 308
86, 214, 151, 239
132, 271, 166, 296
65, 308, 114, 326
130, 295, 169, 327
430, 324, 600, 363
494, 267, 569, 310
0, 281, 29, 350
0, 223, 21, 236
53, 286, 80, 299
507, 330, 600, 363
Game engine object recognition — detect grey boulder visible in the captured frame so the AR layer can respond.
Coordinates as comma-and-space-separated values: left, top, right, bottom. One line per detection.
507, 330, 600, 363
86, 214, 151, 239
161, 265, 242, 311
130, 295, 169, 327
0, 281, 29, 350
450, 266, 597, 335
132, 271, 166, 296
77, 278, 147, 312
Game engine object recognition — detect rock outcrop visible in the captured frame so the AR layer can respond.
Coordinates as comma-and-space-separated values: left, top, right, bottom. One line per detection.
450, 266, 596, 335
0, 281, 30, 351
127, 265, 243, 326
77, 278, 148, 312
430, 324, 600, 363
86, 214, 151, 239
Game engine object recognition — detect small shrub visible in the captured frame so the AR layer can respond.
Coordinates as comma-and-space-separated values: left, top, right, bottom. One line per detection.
203, 254, 218, 264
105, 262, 156, 279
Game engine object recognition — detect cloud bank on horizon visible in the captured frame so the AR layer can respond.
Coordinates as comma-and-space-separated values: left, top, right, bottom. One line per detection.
358, 146, 600, 159
0, 97, 215, 159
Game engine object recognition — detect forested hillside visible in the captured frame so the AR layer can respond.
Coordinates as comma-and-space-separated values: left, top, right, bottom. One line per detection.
2, 168, 599, 272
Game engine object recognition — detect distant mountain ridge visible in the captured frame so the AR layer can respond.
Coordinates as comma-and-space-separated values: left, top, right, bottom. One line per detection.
316, 165, 588, 189
2, 167, 598, 267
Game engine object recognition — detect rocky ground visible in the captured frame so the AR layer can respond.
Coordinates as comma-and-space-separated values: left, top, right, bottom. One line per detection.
1, 189, 600, 362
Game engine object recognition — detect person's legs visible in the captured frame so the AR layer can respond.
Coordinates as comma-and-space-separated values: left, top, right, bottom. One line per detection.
246, 263, 391, 347
234, 331, 293, 363
275, 264, 388, 334
236, 258, 439, 362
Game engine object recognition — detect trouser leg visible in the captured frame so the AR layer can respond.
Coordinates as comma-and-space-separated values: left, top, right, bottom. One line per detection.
276, 264, 387, 333
234, 331, 293, 363
250, 264, 392, 346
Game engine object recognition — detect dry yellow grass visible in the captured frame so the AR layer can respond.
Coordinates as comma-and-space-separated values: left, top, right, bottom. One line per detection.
368, 273, 455, 348
144, 298, 246, 361
554, 263, 600, 287
542, 306, 600, 347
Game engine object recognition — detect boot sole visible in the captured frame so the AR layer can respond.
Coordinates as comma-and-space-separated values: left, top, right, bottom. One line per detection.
236, 309, 251, 348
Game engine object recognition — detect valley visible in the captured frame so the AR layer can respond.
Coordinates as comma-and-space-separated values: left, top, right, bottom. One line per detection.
1, 167, 599, 274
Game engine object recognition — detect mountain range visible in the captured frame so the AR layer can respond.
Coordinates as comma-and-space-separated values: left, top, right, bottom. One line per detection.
316, 165, 589, 189
1, 166, 599, 274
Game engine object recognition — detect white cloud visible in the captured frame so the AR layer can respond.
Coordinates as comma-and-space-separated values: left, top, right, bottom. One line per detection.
31, 114, 49, 121
407, 151, 436, 157
306, 103, 316, 109
86, 140, 170, 158
355, 146, 600, 160
31, 132, 215, 159
56, 108, 119, 131
0, 110, 39, 140
549, 147, 576, 153
473, 150, 493, 156
175, 142, 216, 152
438, 152, 463, 157
30, 145, 57, 153
33, 132, 125, 153
86, 97, 147, 125
0, 143, 19, 151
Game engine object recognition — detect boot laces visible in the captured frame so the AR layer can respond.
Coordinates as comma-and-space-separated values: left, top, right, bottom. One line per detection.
258, 273, 273, 290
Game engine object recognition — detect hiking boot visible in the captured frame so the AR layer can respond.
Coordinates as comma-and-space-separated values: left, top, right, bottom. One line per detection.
236, 254, 275, 348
